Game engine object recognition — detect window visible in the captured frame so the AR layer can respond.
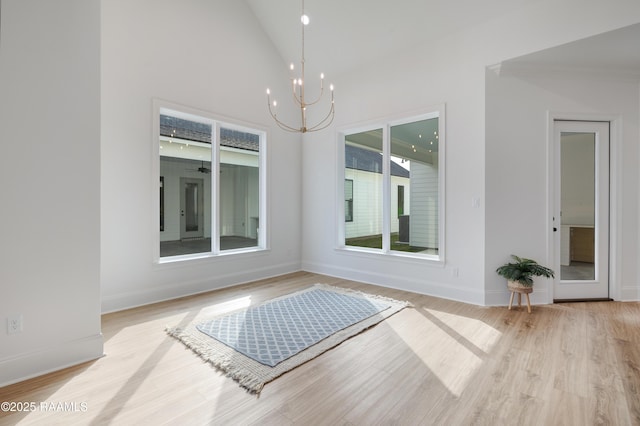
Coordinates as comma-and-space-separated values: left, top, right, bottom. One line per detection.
155, 104, 266, 260
345, 179, 354, 222
344, 128, 383, 249
340, 109, 444, 259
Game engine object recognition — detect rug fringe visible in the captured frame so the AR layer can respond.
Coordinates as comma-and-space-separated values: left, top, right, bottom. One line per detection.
313, 283, 413, 308
166, 326, 264, 394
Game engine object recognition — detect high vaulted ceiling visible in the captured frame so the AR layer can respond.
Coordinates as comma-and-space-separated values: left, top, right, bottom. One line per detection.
245, 0, 640, 80
245, 0, 532, 78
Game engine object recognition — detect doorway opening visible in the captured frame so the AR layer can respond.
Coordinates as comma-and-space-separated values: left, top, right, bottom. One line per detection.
553, 120, 610, 301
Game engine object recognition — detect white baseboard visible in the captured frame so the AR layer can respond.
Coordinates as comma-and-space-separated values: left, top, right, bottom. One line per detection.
620, 285, 640, 301
0, 333, 104, 388
101, 262, 301, 313
302, 260, 485, 306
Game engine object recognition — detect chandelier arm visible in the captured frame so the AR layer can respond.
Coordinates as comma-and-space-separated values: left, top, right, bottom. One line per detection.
273, 114, 304, 133
267, 99, 303, 132
276, 121, 305, 133
306, 115, 334, 133
291, 86, 304, 107
306, 103, 335, 132
303, 86, 325, 107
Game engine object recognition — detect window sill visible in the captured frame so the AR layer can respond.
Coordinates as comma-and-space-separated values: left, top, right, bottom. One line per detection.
335, 246, 444, 266
157, 246, 269, 265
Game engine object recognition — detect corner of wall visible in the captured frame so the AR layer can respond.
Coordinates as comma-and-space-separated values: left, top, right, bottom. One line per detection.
0, 335, 104, 388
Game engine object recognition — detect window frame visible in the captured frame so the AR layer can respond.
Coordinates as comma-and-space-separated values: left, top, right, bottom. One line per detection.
337, 106, 445, 263
152, 100, 268, 263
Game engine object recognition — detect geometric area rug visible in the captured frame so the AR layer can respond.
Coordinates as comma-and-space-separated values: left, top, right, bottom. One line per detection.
166, 283, 410, 394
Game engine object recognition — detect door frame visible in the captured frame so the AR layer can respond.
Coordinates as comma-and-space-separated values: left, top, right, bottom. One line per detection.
546, 112, 621, 304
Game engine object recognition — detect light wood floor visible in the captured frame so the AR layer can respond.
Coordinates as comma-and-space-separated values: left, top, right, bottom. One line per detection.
1, 271, 639, 425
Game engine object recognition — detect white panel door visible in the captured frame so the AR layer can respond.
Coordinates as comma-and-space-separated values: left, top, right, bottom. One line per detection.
554, 121, 609, 300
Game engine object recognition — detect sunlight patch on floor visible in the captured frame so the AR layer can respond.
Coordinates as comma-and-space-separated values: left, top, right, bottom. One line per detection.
386, 307, 501, 397
200, 295, 252, 317
423, 308, 502, 353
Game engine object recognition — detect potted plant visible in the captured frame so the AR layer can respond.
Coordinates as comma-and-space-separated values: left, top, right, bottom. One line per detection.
496, 255, 555, 290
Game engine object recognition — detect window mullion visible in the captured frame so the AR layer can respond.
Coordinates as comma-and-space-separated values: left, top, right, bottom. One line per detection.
382, 124, 391, 253
211, 122, 220, 255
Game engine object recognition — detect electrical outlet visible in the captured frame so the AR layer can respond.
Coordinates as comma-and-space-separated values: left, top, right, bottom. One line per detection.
7, 314, 23, 334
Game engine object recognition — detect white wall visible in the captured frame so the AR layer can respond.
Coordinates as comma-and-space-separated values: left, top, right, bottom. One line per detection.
485, 69, 640, 303
101, 0, 303, 312
302, 28, 488, 304
0, 0, 103, 386
302, 0, 640, 305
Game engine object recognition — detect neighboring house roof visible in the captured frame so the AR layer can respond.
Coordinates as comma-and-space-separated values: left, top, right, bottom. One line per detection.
345, 144, 410, 178
160, 115, 259, 152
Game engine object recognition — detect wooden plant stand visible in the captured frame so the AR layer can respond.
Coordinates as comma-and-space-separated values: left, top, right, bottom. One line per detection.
508, 281, 533, 314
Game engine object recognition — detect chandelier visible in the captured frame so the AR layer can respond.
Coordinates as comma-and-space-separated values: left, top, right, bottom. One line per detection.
266, 0, 335, 133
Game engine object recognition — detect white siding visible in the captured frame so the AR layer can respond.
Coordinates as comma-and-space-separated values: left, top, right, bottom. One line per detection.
345, 169, 383, 238
410, 159, 439, 249
344, 169, 410, 238
391, 176, 411, 234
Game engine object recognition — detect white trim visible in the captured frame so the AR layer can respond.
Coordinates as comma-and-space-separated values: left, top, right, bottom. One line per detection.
212, 121, 221, 254
152, 99, 162, 262
335, 130, 347, 249
302, 259, 482, 305
546, 111, 621, 302
0, 334, 104, 388
102, 260, 300, 314
382, 123, 391, 252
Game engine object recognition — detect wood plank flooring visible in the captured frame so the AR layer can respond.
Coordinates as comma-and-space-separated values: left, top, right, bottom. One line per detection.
1, 271, 639, 425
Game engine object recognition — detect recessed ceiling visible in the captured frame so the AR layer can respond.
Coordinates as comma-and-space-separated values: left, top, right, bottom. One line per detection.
498, 23, 640, 77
